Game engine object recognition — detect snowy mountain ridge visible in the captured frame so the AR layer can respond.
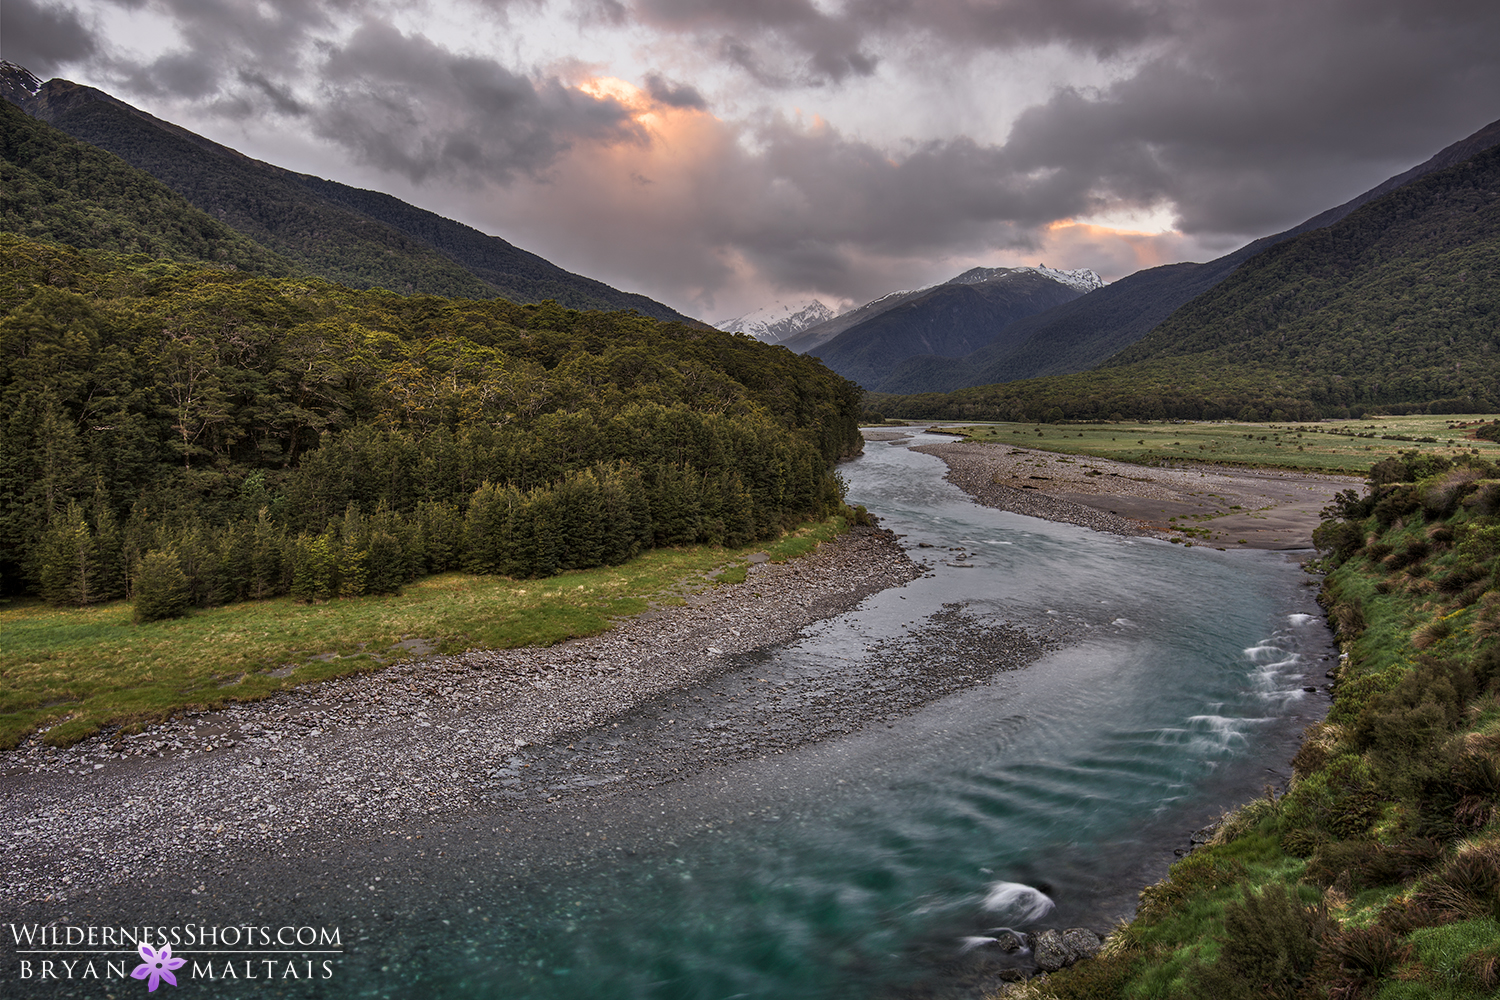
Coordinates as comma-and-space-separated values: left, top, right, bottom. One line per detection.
715, 299, 838, 342
947, 265, 1104, 294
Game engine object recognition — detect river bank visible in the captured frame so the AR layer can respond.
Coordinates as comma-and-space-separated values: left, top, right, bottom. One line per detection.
1, 525, 930, 909
870, 431, 1357, 550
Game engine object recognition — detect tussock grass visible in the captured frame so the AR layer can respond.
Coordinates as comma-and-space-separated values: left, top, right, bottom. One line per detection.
944, 415, 1500, 474
0, 517, 848, 749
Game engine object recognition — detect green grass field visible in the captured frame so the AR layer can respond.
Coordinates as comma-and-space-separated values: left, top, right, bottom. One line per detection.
935, 414, 1500, 473
0, 517, 849, 750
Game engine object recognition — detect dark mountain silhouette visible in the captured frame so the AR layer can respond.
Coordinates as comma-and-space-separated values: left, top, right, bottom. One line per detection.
876, 115, 1500, 395
0, 62, 692, 321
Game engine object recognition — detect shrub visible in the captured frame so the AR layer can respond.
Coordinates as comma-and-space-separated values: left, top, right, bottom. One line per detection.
1414, 839, 1500, 921
1187, 883, 1329, 1000
1291, 722, 1345, 779
132, 548, 192, 623
1306, 838, 1441, 890
1330, 924, 1411, 981
1464, 481, 1500, 517
1373, 485, 1424, 528
1043, 950, 1139, 1000
1135, 852, 1247, 923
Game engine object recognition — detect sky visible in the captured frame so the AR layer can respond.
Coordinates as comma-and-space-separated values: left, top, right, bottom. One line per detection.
4, 1, 1500, 322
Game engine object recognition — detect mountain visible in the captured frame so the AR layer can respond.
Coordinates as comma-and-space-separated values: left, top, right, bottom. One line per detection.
876, 115, 1500, 395
787, 265, 1102, 388
874, 135, 1500, 422
0, 62, 692, 322
0, 94, 295, 274
715, 299, 838, 343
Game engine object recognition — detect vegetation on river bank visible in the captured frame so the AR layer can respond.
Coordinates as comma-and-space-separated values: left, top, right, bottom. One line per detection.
934, 415, 1500, 474
1021, 451, 1500, 1000
0, 515, 853, 750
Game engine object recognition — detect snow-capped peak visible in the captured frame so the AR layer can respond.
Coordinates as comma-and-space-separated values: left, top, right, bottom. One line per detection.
0, 62, 43, 98
715, 299, 838, 343
947, 264, 1104, 294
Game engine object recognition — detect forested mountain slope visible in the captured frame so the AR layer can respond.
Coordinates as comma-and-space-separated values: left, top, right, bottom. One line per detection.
0, 98, 292, 275
0, 64, 691, 321
874, 142, 1500, 422
876, 116, 1500, 396
802, 267, 1094, 388
873, 261, 1204, 393
1106, 141, 1500, 388
0, 234, 859, 609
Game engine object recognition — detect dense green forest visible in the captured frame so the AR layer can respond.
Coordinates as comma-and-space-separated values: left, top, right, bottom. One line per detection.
0, 98, 292, 275
1036, 452, 1500, 1000
0, 234, 861, 616
872, 142, 1500, 423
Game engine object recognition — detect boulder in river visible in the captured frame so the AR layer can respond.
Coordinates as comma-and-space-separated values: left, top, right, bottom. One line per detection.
1031, 927, 1104, 972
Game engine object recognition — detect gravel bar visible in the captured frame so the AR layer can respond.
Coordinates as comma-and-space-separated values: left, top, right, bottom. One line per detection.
1, 525, 924, 908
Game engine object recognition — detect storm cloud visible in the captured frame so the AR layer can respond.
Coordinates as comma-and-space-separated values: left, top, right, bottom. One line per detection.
4, 0, 1499, 317
1, 0, 97, 75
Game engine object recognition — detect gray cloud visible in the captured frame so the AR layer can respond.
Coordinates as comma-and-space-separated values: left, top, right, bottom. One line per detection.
636, 0, 879, 85
997, 0, 1500, 237
239, 69, 307, 115
313, 19, 641, 183
0, 0, 97, 75
631, 0, 1169, 86
13, 0, 1500, 314
144, 51, 219, 98
644, 72, 706, 109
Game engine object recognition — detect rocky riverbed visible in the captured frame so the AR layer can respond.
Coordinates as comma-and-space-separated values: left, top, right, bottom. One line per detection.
2, 525, 946, 908
904, 436, 1355, 549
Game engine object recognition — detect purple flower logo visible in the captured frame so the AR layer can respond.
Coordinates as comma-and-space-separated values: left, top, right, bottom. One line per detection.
131, 942, 186, 991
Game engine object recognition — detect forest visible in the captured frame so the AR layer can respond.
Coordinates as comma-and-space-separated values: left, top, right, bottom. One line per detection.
0, 233, 863, 618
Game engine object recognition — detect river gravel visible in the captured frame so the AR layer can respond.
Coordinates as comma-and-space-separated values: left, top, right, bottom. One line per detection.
3, 526, 941, 907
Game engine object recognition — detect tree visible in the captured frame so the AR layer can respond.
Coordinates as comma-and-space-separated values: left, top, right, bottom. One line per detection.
133, 547, 191, 623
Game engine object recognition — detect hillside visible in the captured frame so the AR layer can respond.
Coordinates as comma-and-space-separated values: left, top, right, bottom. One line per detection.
0, 98, 293, 274
874, 137, 1500, 423
0, 233, 860, 610
876, 116, 1500, 396
1034, 451, 1500, 1000
810, 269, 1092, 387
0, 64, 691, 321
778, 266, 1098, 388
873, 261, 1206, 393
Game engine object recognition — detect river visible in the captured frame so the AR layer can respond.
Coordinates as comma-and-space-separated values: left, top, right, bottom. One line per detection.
7, 433, 1335, 999
303, 431, 1334, 999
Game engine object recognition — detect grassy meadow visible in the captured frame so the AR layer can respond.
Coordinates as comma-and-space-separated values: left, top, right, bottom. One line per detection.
0, 517, 850, 750
933, 414, 1500, 473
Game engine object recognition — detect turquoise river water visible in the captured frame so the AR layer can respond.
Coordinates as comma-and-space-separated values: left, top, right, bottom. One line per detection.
311, 431, 1336, 1000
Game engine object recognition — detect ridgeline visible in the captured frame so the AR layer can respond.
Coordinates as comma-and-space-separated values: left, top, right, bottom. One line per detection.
871, 140, 1500, 424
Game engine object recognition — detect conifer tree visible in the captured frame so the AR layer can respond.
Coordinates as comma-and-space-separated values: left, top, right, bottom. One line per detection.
133, 547, 191, 623
37, 500, 97, 606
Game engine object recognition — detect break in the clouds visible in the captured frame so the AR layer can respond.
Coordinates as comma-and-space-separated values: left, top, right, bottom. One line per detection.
4, 0, 1500, 318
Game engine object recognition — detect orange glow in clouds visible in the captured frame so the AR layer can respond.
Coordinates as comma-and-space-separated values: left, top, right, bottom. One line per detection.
577, 76, 674, 132
973, 219, 1201, 282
